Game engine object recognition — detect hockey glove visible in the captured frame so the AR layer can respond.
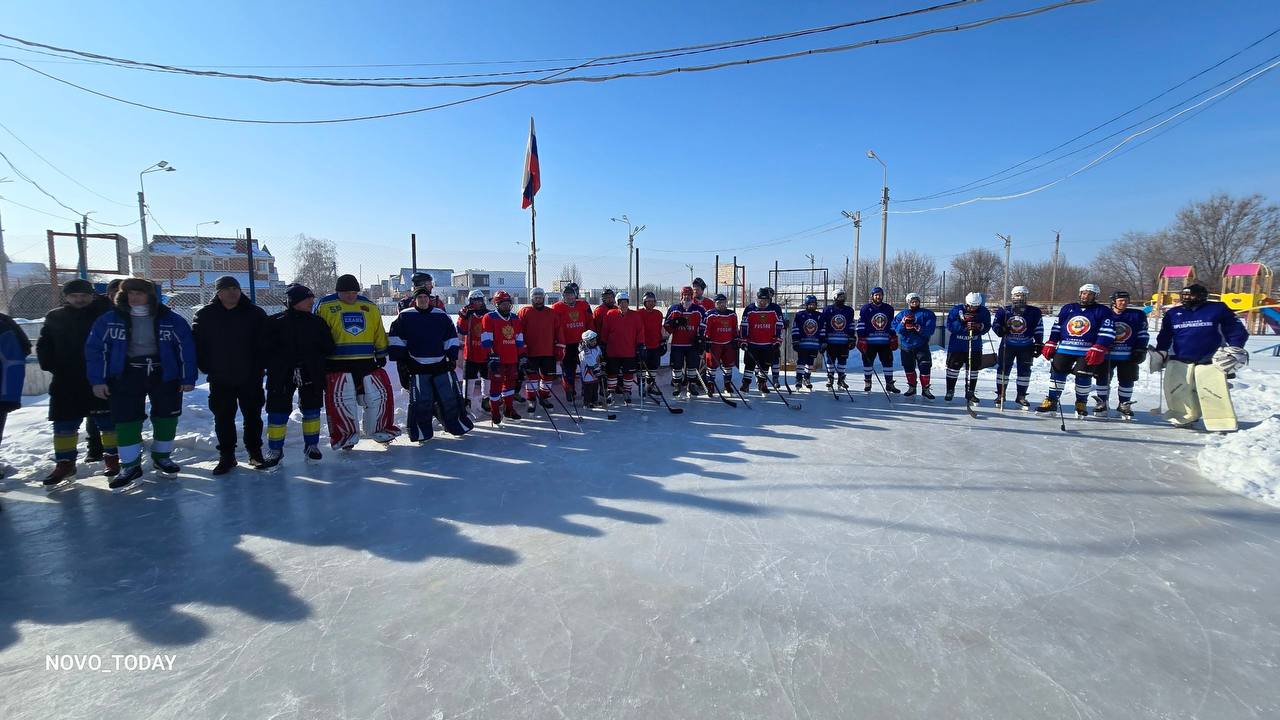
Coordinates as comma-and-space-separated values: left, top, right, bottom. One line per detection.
1033, 342, 1044, 358
889, 334, 899, 351
518, 356, 528, 373
555, 344, 566, 362
487, 352, 501, 373
1213, 346, 1249, 373
1040, 341, 1056, 360
375, 354, 388, 368
856, 338, 868, 353
1129, 348, 1146, 366
1084, 344, 1107, 366
1148, 349, 1167, 373
965, 320, 982, 333
659, 342, 668, 356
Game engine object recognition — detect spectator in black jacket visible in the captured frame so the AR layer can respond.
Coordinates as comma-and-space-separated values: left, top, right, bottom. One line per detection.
258, 284, 335, 466
192, 276, 267, 475
37, 279, 117, 487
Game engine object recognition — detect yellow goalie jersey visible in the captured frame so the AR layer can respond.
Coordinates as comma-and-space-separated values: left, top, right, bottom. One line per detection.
315, 293, 388, 361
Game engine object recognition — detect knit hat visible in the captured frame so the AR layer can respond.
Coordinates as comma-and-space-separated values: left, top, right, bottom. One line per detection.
215, 275, 240, 291
62, 279, 95, 296
285, 283, 314, 307
413, 286, 432, 297
120, 278, 156, 297
335, 274, 360, 292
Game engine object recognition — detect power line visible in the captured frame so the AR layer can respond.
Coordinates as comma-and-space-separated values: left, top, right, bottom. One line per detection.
0, 194, 79, 222
0, 146, 138, 225
897, 26, 1280, 204
888, 55, 1280, 215
0, 1, 981, 86
0, 118, 133, 207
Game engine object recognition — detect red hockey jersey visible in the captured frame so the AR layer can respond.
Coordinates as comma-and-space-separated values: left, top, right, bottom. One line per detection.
593, 302, 617, 334
552, 299, 593, 345
664, 302, 705, 346
637, 307, 665, 348
693, 296, 715, 314
457, 306, 488, 361
480, 311, 525, 363
600, 307, 645, 359
703, 309, 739, 345
518, 304, 561, 357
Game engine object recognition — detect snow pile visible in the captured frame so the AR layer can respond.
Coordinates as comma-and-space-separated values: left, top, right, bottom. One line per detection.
1196, 346, 1280, 507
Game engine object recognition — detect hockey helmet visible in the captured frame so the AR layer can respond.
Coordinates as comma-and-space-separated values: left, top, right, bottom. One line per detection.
468, 289, 485, 302
562, 282, 579, 297
1110, 289, 1131, 302
804, 294, 819, 307
965, 291, 985, 307
492, 290, 513, 305
756, 288, 771, 300
1011, 285, 1030, 299
905, 292, 921, 304
602, 286, 616, 297
1180, 283, 1209, 305
1079, 283, 1101, 295
581, 329, 599, 346
680, 286, 694, 299
531, 287, 546, 298
643, 291, 657, 301
617, 290, 631, 302
411, 272, 431, 286
714, 293, 728, 303
870, 286, 885, 298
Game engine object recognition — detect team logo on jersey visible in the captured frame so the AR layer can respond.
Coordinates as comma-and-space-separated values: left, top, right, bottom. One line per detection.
803, 318, 819, 335
1114, 321, 1132, 344
1066, 315, 1090, 337
872, 313, 889, 331
829, 315, 846, 332
1008, 316, 1027, 334
569, 311, 579, 322
342, 312, 365, 336
501, 325, 515, 340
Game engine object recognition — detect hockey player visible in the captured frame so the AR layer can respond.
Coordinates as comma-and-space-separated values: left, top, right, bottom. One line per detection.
690, 277, 715, 313
37, 279, 117, 488
992, 285, 1044, 410
1036, 283, 1116, 418
457, 289, 490, 413
481, 291, 526, 423
637, 291, 666, 395
398, 272, 445, 311
943, 292, 992, 404
791, 295, 823, 391
316, 274, 398, 448
193, 276, 268, 475
703, 293, 739, 393
518, 287, 561, 413
389, 287, 473, 441
857, 286, 900, 393
820, 290, 857, 391
665, 287, 705, 397
578, 330, 605, 409
1094, 290, 1149, 419
86, 279, 197, 492
552, 282, 591, 401
891, 293, 937, 399
740, 288, 784, 394
599, 291, 645, 405
259, 284, 334, 466
593, 287, 618, 335
1151, 283, 1249, 430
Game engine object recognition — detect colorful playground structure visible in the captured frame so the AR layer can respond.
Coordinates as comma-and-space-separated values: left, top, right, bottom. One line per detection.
1150, 262, 1278, 335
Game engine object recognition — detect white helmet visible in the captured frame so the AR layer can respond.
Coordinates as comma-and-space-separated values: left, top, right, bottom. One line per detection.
531, 287, 545, 298
965, 291, 985, 306
905, 292, 921, 303
1079, 283, 1100, 295
617, 291, 630, 302
1011, 285, 1030, 299
581, 329, 599, 344
467, 289, 485, 301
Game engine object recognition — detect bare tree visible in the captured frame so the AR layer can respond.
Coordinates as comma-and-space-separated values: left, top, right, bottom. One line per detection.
1166, 193, 1280, 288
1090, 231, 1177, 301
290, 234, 338, 293
886, 250, 937, 303
949, 248, 1003, 300
558, 262, 583, 288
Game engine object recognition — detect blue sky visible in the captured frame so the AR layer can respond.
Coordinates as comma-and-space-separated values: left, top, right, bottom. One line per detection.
2, 0, 1278, 292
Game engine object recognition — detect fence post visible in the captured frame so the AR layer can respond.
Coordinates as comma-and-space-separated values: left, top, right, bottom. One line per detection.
245, 228, 257, 304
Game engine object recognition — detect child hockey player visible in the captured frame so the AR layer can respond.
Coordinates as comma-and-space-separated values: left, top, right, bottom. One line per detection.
457, 289, 490, 414
579, 330, 605, 409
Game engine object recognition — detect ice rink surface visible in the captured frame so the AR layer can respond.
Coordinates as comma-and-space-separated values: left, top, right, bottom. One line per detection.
3, 363, 1280, 719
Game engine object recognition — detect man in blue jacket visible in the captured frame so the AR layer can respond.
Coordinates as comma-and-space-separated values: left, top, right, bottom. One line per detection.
388, 287, 473, 442
86, 278, 196, 492
1151, 283, 1249, 428
0, 310, 31, 512
992, 285, 1044, 410
892, 293, 937, 399
944, 292, 992, 404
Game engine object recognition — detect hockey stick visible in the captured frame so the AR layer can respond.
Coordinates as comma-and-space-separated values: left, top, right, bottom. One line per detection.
989, 329, 1006, 413
696, 352, 737, 407
548, 387, 583, 430
871, 367, 895, 407
537, 393, 563, 440
747, 346, 801, 410
638, 356, 684, 414
782, 337, 794, 395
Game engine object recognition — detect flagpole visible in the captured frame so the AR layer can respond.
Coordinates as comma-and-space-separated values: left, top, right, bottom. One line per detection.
529, 197, 538, 291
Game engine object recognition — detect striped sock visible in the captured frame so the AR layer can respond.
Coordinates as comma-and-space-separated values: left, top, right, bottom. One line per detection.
302, 408, 321, 448
150, 417, 178, 461
267, 412, 289, 452
117, 420, 144, 469
52, 419, 81, 462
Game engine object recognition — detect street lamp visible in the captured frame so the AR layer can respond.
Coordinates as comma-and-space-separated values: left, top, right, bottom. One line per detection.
138, 161, 176, 278
867, 149, 888, 291
0, 177, 11, 311
196, 220, 219, 304
611, 215, 645, 299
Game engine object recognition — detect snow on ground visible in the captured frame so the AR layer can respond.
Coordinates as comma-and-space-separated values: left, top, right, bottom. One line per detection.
2, 334, 1280, 718
1196, 337, 1280, 507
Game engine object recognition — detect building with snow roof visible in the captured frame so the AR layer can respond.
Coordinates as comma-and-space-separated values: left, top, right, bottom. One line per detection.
133, 235, 283, 292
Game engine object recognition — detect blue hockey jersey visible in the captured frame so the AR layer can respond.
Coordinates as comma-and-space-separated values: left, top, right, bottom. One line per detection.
891, 308, 936, 351
1106, 308, 1149, 361
1048, 303, 1115, 357
945, 304, 991, 352
993, 304, 1044, 348
1155, 301, 1248, 363
791, 309, 823, 351
857, 302, 896, 345
387, 306, 462, 367
819, 304, 856, 347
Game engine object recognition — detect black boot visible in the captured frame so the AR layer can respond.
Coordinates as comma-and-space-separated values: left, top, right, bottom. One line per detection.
212, 456, 237, 476
247, 448, 267, 469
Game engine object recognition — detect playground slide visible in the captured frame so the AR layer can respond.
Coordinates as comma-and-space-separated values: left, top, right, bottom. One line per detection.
1261, 303, 1280, 334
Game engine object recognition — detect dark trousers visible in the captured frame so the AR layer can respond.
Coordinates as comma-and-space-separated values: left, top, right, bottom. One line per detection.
209, 378, 265, 456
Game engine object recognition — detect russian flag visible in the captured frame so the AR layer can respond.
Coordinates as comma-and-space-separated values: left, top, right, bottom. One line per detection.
521, 116, 540, 209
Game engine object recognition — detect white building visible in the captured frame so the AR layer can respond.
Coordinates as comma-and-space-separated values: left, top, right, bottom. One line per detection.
451, 269, 528, 304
